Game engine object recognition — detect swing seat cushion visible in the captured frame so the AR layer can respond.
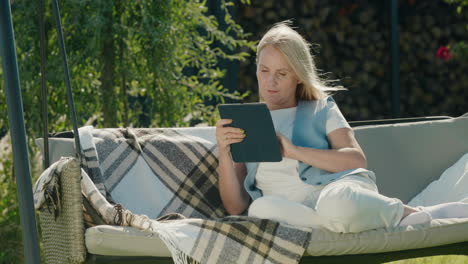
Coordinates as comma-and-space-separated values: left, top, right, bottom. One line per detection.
37, 115, 468, 257
85, 225, 169, 257
84, 218, 468, 257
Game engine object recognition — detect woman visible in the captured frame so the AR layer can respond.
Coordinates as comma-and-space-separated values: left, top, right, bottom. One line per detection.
216, 21, 468, 233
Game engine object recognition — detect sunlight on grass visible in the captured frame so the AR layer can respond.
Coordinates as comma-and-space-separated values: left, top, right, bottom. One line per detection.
387, 255, 468, 264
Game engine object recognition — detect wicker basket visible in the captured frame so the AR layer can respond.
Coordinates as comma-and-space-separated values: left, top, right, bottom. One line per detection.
38, 157, 86, 264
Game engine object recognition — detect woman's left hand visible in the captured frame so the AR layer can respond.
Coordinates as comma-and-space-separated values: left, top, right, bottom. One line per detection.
277, 133, 297, 159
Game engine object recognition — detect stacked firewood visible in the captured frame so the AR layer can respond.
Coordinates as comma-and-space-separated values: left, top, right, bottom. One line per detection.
236, 0, 468, 120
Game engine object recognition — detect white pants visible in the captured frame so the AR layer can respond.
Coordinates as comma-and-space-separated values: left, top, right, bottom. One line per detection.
248, 175, 404, 233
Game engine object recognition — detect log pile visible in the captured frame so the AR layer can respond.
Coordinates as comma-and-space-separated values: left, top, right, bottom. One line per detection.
236, 0, 468, 120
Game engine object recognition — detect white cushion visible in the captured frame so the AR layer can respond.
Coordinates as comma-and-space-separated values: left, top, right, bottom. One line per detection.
307, 218, 468, 256
408, 153, 468, 207
85, 218, 468, 257
85, 225, 171, 257
353, 116, 468, 203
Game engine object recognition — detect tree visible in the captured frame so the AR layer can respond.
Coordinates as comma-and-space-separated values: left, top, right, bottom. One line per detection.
0, 0, 254, 261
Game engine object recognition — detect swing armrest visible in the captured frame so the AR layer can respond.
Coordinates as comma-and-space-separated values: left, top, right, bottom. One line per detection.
38, 157, 87, 263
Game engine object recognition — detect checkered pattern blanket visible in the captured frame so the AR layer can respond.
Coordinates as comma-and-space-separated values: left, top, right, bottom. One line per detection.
76, 126, 311, 263
79, 126, 225, 219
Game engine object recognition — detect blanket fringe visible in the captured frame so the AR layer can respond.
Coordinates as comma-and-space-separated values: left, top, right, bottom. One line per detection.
81, 168, 200, 263
149, 221, 200, 264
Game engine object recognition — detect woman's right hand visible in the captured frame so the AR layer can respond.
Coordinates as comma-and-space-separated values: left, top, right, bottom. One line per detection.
216, 119, 249, 215
216, 119, 246, 153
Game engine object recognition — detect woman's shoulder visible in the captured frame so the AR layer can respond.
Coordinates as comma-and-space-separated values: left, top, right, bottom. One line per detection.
298, 96, 336, 112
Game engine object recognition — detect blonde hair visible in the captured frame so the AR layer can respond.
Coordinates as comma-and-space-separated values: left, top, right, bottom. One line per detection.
256, 21, 345, 101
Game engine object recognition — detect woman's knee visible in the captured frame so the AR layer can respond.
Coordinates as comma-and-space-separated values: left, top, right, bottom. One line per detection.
248, 195, 321, 228
316, 184, 404, 233
316, 184, 359, 216
315, 184, 370, 232
248, 196, 282, 219
316, 195, 361, 221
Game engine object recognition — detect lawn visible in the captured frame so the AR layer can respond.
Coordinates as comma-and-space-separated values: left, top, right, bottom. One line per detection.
388, 255, 468, 264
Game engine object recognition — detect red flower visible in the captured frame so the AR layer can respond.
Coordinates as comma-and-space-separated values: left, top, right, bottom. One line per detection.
338, 7, 348, 17
338, 4, 359, 17
436, 46, 452, 61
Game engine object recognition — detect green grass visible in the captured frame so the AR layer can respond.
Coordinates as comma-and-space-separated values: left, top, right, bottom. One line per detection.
387, 255, 468, 263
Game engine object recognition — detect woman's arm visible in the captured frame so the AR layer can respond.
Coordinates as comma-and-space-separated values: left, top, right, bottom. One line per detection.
278, 127, 367, 173
216, 119, 250, 215
218, 153, 249, 215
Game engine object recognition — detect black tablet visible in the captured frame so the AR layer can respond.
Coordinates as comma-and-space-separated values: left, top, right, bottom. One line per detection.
218, 103, 282, 162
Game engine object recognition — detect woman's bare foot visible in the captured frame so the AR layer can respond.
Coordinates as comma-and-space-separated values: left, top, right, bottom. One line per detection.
402, 205, 419, 218
399, 205, 431, 226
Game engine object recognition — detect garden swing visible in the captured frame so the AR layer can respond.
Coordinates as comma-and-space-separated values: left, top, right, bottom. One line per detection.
2, 0, 468, 263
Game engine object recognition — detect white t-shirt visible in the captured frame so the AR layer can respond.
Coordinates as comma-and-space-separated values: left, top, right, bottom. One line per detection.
255, 104, 350, 204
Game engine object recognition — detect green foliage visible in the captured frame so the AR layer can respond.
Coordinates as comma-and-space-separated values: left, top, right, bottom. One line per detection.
450, 41, 468, 61
0, 135, 23, 263
1, 0, 256, 134
47, 0, 255, 128
0, 0, 254, 262
445, 0, 468, 13
444, 0, 468, 61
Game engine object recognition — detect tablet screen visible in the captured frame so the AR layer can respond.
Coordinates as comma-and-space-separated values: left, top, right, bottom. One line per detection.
218, 103, 282, 162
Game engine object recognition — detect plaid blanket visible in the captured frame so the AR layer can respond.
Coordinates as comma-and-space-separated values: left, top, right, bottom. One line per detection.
79, 126, 225, 219
38, 126, 312, 263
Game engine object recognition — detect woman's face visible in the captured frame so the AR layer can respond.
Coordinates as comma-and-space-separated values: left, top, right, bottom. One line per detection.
256, 45, 301, 111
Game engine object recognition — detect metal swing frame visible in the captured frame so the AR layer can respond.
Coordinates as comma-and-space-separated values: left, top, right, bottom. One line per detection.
1, 0, 467, 263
